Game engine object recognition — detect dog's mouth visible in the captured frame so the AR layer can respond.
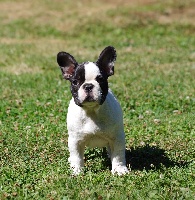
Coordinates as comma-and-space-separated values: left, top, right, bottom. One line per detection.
81, 92, 100, 107
83, 93, 96, 103
85, 94, 95, 102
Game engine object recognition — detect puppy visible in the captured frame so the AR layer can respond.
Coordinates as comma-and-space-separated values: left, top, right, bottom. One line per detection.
57, 46, 128, 175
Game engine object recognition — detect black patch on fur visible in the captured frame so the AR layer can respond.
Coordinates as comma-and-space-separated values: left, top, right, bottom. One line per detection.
69, 63, 86, 106
95, 72, 108, 105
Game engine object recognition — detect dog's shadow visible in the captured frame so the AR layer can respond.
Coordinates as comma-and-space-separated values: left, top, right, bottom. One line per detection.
87, 144, 188, 172
125, 145, 188, 171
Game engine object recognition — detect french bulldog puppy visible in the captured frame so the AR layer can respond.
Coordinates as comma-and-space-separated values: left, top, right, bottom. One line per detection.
57, 46, 129, 175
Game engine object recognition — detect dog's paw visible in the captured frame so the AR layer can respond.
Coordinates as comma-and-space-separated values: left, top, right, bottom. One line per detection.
68, 157, 83, 175
71, 166, 82, 175
111, 166, 129, 176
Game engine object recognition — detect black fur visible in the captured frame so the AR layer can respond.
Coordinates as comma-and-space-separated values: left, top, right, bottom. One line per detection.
95, 73, 108, 105
69, 63, 86, 106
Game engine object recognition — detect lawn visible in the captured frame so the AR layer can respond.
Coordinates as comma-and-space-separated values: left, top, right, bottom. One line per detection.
0, 0, 195, 199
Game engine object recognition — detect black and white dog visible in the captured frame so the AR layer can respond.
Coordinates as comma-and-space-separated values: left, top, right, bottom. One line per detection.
57, 46, 129, 175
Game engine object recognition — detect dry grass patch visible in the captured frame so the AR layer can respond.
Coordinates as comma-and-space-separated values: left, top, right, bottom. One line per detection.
1, 63, 42, 75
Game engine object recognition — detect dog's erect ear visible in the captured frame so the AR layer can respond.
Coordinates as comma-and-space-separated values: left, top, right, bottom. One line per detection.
96, 46, 116, 76
57, 52, 78, 80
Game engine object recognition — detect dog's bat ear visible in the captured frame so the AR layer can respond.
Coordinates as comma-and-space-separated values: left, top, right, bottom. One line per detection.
57, 52, 78, 80
96, 46, 116, 76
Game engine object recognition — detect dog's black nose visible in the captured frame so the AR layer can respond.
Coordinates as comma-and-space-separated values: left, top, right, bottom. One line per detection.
83, 83, 94, 92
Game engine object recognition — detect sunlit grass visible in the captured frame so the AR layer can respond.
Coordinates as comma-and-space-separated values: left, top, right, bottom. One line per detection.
0, 0, 195, 199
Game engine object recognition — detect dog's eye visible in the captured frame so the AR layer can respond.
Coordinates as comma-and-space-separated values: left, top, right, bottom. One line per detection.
96, 75, 104, 83
72, 80, 78, 86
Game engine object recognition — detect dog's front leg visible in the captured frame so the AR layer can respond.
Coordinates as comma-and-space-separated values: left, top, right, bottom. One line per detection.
110, 136, 129, 175
68, 137, 85, 175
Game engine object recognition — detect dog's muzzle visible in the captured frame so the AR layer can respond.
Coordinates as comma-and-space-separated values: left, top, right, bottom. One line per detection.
82, 83, 96, 103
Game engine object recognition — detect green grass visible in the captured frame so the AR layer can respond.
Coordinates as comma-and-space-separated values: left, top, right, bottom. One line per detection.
0, 0, 195, 199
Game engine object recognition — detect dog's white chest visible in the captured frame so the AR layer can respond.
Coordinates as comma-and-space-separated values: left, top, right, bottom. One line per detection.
81, 113, 112, 148
67, 90, 123, 148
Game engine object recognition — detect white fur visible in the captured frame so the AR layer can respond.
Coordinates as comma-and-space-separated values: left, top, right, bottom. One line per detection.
85, 62, 100, 81
67, 89, 129, 175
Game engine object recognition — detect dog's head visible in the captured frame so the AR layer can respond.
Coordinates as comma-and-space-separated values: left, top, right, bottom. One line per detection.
57, 46, 116, 107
